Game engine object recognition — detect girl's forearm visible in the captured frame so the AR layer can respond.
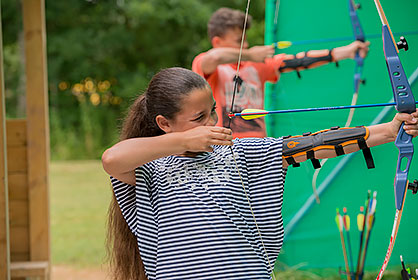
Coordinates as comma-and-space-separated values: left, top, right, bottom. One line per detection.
102, 133, 186, 175
366, 122, 396, 147
288, 122, 396, 167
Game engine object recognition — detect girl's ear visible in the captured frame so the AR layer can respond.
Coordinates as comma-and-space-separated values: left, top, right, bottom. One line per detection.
155, 115, 172, 133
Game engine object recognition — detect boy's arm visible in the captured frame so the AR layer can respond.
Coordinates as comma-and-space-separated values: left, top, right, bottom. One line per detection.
279, 40, 370, 74
199, 45, 275, 75
282, 110, 418, 169
102, 126, 232, 185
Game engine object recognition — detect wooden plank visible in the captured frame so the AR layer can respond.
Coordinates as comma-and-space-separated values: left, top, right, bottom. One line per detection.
9, 253, 29, 263
8, 201, 28, 227
10, 261, 48, 278
0, 4, 11, 279
8, 174, 28, 201
6, 146, 27, 173
9, 226, 29, 255
22, 0, 50, 271
6, 120, 26, 147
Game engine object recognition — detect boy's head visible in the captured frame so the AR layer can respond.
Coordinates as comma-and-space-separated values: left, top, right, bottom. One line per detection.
208, 7, 252, 49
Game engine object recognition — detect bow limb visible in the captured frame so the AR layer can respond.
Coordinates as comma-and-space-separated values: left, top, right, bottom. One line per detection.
346, 0, 365, 127
373, 0, 416, 279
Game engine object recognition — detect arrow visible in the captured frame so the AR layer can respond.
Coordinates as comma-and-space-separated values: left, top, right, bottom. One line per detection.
271, 30, 418, 49
355, 191, 370, 280
343, 207, 355, 277
359, 191, 377, 277
229, 101, 418, 120
337, 208, 352, 280
400, 255, 409, 280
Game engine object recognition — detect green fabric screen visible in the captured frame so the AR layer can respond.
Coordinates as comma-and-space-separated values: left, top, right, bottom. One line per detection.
264, 0, 418, 271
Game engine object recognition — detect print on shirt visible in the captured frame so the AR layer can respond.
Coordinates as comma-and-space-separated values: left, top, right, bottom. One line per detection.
163, 149, 235, 192
218, 65, 266, 133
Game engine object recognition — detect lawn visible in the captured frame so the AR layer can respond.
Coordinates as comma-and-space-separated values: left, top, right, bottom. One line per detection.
50, 160, 112, 268
49, 160, 404, 279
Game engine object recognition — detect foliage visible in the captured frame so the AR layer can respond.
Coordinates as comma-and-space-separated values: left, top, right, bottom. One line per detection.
2, 0, 266, 159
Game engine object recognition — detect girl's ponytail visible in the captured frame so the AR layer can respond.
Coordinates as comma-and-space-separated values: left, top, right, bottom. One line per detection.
106, 67, 210, 280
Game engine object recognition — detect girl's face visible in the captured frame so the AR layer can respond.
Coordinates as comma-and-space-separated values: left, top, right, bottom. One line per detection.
161, 87, 218, 133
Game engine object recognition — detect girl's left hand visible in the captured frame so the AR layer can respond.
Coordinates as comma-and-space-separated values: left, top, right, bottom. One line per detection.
390, 109, 418, 139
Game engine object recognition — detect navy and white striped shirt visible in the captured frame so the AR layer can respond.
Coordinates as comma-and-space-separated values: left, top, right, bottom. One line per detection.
111, 137, 285, 280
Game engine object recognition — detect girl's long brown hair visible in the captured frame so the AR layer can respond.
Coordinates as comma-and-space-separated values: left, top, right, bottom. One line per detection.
106, 67, 209, 280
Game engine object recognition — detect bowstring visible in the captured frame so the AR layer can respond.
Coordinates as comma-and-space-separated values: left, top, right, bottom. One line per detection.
226, 1, 277, 279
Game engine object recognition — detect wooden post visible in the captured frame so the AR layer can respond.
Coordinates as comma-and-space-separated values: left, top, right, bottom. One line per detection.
22, 0, 50, 275
0, 3, 11, 279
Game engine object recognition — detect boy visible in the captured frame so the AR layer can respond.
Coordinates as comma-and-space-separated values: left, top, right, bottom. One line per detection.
192, 7, 370, 138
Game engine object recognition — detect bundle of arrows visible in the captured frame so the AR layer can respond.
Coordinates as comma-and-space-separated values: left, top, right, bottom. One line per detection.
400, 255, 417, 280
336, 190, 377, 280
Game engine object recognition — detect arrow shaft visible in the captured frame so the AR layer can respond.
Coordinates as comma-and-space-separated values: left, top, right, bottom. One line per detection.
339, 230, 352, 280
345, 230, 355, 276
232, 101, 418, 117
273, 30, 418, 47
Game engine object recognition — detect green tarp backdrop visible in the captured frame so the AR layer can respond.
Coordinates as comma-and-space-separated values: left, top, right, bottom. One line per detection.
264, 0, 418, 271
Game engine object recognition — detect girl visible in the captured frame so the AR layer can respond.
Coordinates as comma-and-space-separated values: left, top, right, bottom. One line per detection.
102, 67, 418, 280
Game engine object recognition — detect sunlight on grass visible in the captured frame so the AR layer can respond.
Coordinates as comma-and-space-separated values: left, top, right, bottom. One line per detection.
50, 160, 112, 268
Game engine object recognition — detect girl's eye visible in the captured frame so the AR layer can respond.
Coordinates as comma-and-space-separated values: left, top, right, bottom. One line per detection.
193, 115, 204, 121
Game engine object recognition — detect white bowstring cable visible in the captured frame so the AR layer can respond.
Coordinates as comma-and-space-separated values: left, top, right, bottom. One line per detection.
228, 0, 277, 278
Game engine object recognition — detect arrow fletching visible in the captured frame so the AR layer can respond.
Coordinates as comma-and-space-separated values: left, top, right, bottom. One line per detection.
367, 214, 374, 229
273, 41, 292, 49
370, 191, 377, 215
239, 109, 268, 120
343, 207, 351, 231
345, 214, 351, 231
336, 209, 344, 232
357, 206, 364, 231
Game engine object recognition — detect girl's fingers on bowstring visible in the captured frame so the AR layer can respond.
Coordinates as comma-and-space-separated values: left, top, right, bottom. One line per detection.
210, 127, 233, 143
184, 126, 232, 152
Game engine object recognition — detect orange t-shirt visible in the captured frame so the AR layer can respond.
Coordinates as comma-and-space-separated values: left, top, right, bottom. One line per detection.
192, 52, 285, 138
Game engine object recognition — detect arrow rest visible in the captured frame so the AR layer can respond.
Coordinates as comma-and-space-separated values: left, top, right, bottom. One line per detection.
397, 36, 409, 51
408, 179, 418, 194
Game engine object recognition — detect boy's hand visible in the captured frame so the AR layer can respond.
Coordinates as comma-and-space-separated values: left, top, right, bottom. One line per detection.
182, 126, 233, 152
332, 40, 370, 61
248, 45, 275, 62
390, 109, 418, 139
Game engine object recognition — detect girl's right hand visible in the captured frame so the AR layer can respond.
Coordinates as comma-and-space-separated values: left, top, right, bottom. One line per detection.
182, 126, 233, 152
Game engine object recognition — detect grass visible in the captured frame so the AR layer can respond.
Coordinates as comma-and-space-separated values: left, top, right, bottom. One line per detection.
50, 160, 112, 268
49, 160, 406, 279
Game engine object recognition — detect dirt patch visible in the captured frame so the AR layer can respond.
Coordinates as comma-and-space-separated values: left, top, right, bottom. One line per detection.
52, 265, 110, 280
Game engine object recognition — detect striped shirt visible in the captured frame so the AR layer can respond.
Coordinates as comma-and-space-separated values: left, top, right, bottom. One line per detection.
111, 137, 285, 280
